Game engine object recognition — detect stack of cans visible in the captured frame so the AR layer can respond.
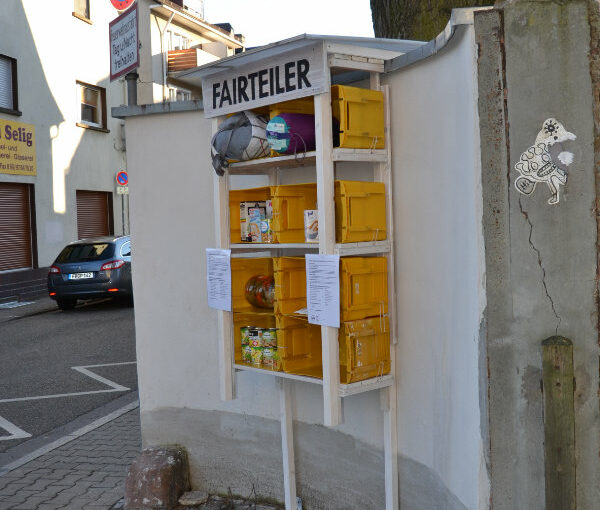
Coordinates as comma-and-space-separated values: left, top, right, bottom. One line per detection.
240, 326, 279, 370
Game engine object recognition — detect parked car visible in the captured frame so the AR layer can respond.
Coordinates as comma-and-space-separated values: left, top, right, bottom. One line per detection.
47, 236, 132, 310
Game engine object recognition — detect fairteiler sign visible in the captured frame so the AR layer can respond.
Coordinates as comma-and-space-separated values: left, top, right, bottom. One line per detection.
0, 119, 36, 176
202, 44, 326, 118
109, 3, 139, 81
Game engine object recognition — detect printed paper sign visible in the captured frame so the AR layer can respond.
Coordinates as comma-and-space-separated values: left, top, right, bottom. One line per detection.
306, 254, 340, 328
206, 248, 232, 311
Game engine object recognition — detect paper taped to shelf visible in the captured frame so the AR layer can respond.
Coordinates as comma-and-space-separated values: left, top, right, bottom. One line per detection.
206, 248, 232, 311
306, 254, 340, 328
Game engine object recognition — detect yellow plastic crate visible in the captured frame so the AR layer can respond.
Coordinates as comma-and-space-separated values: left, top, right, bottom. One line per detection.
274, 257, 306, 315
229, 186, 274, 243
335, 180, 386, 243
340, 257, 388, 321
230, 257, 273, 313
331, 85, 384, 149
269, 97, 315, 118
271, 182, 318, 243
340, 316, 390, 384
277, 314, 323, 378
233, 312, 277, 365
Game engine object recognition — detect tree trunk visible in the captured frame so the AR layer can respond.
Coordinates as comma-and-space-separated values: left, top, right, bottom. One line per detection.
371, 0, 492, 41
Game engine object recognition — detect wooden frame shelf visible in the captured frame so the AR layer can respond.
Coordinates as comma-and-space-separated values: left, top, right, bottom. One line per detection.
230, 240, 391, 255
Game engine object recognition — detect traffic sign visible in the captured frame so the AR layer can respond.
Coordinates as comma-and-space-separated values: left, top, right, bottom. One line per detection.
110, 0, 135, 11
116, 171, 128, 186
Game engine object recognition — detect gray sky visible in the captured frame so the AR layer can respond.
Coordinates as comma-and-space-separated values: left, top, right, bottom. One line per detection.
203, 0, 375, 48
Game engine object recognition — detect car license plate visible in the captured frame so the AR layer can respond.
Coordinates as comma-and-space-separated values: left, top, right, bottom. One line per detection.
68, 272, 94, 280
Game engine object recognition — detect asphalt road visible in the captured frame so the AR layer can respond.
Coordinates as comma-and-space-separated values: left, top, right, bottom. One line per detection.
0, 297, 137, 455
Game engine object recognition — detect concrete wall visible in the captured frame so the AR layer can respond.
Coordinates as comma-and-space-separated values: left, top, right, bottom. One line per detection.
125, 21, 487, 509
0, 1, 128, 267
480, 1, 600, 508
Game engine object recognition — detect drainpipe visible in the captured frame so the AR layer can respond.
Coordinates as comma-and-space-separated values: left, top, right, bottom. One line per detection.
155, 12, 175, 101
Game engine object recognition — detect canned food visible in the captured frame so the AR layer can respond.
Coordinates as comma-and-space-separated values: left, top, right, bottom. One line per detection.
262, 347, 280, 370
242, 344, 252, 363
248, 328, 263, 347
250, 346, 263, 366
262, 328, 277, 347
240, 326, 253, 346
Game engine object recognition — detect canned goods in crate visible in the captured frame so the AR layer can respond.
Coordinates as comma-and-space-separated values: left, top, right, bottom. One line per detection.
240, 326, 253, 346
262, 328, 277, 347
250, 346, 263, 366
248, 328, 263, 347
262, 347, 280, 370
242, 344, 252, 363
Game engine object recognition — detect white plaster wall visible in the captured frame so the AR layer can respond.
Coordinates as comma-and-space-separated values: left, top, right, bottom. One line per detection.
0, 1, 128, 266
383, 26, 487, 509
126, 23, 485, 510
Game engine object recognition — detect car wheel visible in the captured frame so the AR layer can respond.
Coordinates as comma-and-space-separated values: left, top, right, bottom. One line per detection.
56, 298, 77, 310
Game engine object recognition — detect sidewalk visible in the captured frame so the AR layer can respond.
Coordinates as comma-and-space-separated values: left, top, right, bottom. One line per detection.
0, 407, 140, 510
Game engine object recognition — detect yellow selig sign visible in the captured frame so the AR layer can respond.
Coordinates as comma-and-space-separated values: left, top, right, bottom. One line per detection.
0, 119, 36, 176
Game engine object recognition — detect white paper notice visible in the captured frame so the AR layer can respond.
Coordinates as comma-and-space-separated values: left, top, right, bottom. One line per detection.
306, 254, 340, 328
206, 248, 232, 311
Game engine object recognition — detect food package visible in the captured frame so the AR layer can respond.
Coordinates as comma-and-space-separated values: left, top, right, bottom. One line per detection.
240, 200, 273, 242
304, 210, 319, 243
244, 275, 275, 308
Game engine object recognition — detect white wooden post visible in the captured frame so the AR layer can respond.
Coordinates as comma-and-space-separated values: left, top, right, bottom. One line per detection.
314, 86, 342, 427
212, 117, 235, 401
381, 384, 399, 510
280, 379, 297, 510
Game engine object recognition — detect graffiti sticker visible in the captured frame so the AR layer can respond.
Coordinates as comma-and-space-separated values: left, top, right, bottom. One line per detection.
514, 118, 576, 205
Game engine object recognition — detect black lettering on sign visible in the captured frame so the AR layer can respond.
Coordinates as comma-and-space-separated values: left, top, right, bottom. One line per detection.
211, 58, 312, 110
284, 62, 296, 92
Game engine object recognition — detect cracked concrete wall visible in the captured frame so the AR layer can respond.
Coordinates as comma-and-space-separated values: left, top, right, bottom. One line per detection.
480, 1, 600, 508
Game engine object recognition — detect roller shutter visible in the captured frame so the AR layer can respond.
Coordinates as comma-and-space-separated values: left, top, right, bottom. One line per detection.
76, 190, 113, 239
0, 183, 33, 271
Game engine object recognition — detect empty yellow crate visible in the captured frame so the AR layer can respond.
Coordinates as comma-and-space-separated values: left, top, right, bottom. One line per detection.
229, 186, 274, 243
274, 257, 306, 315
331, 85, 384, 149
233, 312, 277, 365
230, 257, 273, 313
277, 314, 323, 378
340, 316, 390, 384
269, 96, 315, 118
335, 180, 386, 243
340, 257, 388, 321
271, 182, 317, 243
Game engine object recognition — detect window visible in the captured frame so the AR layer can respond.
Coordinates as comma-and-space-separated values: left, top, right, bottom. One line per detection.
166, 30, 191, 51
77, 81, 107, 131
0, 55, 19, 115
120, 241, 131, 257
168, 86, 192, 102
73, 0, 91, 22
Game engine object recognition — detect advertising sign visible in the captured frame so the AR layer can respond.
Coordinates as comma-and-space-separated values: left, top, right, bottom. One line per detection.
109, 3, 139, 81
202, 43, 326, 118
0, 119, 36, 176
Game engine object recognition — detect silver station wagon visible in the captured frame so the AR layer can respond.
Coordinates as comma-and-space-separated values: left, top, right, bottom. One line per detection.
47, 236, 132, 310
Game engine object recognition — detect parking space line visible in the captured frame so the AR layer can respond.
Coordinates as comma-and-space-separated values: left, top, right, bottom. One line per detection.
0, 415, 32, 442
0, 362, 136, 404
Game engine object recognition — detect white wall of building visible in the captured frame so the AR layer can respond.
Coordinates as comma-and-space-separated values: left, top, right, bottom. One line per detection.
124, 23, 486, 510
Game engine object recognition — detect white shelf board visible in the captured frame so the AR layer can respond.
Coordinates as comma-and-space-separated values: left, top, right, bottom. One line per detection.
339, 374, 395, 397
230, 243, 320, 250
228, 148, 387, 173
334, 240, 391, 255
234, 364, 394, 397
234, 364, 323, 385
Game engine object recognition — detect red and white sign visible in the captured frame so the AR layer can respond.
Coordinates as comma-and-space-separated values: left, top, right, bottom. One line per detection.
109, 3, 139, 81
116, 171, 128, 186
110, 0, 135, 11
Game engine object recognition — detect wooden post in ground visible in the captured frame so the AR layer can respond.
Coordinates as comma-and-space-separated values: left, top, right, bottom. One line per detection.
541, 336, 575, 510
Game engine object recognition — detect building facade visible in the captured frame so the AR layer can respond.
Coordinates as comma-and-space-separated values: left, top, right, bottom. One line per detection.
0, 0, 242, 302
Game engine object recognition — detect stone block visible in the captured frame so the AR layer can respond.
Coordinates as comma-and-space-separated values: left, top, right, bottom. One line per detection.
124, 447, 190, 510
179, 490, 209, 506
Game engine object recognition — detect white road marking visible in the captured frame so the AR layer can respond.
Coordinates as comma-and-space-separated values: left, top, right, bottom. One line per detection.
0, 362, 136, 404
0, 415, 32, 442
0, 399, 139, 475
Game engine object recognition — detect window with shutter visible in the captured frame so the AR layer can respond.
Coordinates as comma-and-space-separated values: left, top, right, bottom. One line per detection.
0, 55, 18, 114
